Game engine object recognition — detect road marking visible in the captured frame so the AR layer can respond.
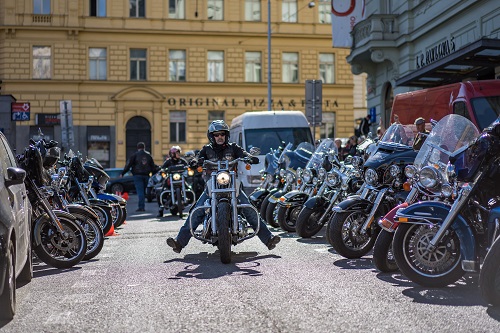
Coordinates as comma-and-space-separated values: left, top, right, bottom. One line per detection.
81, 268, 108, 276
45, 312, 73, 325
62, 293, 96, 304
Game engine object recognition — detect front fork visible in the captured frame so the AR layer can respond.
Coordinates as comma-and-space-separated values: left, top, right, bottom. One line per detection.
360, 187, 388, 233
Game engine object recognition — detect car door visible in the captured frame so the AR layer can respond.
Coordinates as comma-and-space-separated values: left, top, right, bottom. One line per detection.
0, 134, 29, 272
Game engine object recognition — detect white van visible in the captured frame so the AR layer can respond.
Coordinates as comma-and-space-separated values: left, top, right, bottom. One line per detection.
229, 110, 314, 193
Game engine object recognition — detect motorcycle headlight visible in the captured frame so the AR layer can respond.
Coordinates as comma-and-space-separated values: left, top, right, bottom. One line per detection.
216, 172, 231, 185
266, 173, 274, 182
302, 169, 312, 183
318, 167, 326, 180
296, 167, 303, 178
404, 165, 417, 179
389, 165, 401, 177
419, 166, 439, 189
327, 172, 340, 186
364, 168, 378, 186
173, 173, 181, 181
441, 183, 453, 197
188, 168, 195, 177
279, 169, 286, 178
286, 172, 295, 184
352, 156, 363, 167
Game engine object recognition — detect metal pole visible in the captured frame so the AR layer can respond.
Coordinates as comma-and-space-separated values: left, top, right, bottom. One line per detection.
267, 0, 271, 111
312, 80, 316, 141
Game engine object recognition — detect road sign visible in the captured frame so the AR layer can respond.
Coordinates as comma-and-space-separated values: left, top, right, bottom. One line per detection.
60, 100, 74, 148
11, 102, 31, 121
305, 80, 322, 125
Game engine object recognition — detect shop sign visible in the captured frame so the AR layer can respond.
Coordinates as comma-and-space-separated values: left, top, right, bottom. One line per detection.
416, 37, 456, 69
36, 113, 60, 126
88, 134, 110, 142
11, 102, 30, 121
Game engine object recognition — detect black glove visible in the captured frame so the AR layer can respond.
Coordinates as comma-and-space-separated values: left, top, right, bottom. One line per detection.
250, 156, 259, 164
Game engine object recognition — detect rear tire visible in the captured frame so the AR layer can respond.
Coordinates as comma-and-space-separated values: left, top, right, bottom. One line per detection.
480, 237, 500, 306
17, 241, 33, 283
217, 202, 232, 264
0, 242, 16, 320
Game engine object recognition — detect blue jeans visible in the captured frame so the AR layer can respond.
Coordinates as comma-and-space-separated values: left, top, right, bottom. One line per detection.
175, 188, 274, 248
133, 174, 150, 210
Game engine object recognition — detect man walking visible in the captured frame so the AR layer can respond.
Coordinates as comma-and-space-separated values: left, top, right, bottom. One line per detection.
121, 142, 157, 212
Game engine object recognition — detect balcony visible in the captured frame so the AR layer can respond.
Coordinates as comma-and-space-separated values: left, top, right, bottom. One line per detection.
32, 14, 52, 24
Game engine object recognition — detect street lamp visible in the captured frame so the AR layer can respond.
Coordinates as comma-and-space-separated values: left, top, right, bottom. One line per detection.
267, 1, 316, 111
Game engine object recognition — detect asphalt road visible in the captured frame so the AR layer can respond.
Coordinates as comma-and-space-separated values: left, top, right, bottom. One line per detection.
1, 194, 500, 333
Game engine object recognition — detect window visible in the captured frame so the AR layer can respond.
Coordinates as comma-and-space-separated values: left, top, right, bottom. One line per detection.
34, 0, 51, 14
169, 50, 186, 81
282, 0, 297, 23
90, 0, 106, 17
207, 51, 224, 82
207, 0, 223, 20
169, 0, 185, 19
318, 0, 331, 24
320, 113, 336, 139
170, 111, 186, 143
33, 46, 51, 79
282, 52, 298, 83
208, 111, 225, 125
245, 0, 261, 21
245, 51, 261, 83
89, 48, 107, 80
129, 0, 145, 18
130, 49, 147, 81
319, 53, 335, 84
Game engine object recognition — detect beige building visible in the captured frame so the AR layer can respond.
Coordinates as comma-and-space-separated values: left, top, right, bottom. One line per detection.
0, 0, 362, 167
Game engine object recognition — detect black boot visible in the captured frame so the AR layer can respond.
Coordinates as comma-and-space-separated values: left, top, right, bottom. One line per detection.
156, 209, 163, 218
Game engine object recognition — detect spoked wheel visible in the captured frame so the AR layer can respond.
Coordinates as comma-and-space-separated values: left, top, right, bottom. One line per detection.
393, 223, 464, 287
111, 203, 125, 228
373, 230, 398, 272
33, 215, 87, 269
277, 205, 300, 232
480, 236, 500, 306
217, 202, 232, 264
296, 207, 327, 238
91, 205, 113, 235
70, 210, 105, 261
265, 201, 280, 228
327, 210, 378, 259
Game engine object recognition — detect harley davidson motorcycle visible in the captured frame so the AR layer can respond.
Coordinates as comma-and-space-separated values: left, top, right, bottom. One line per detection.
188, 157, 260, 264
17, 139, 87, 269
276, 138, 337, 232
157, 164, 196, 217
373, 115, 479, 273
327, 123, 418, 259
393, 115, 500, 287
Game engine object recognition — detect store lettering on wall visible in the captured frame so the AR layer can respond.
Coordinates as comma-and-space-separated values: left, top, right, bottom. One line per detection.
416, 37, 456, 69
165, 98, 338, 109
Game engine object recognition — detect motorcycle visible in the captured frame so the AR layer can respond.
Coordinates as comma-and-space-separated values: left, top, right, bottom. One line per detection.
327, 123, 418, 259
393, 114, 499, 287
373, 115, 478, 272
276, 138, 337, 232
157, 164, 196, 217
188, 157, 260, 264
479, 235, 500, 306
16, 138, 87, 269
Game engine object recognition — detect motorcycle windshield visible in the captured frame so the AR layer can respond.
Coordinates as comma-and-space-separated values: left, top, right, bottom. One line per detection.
380, 123, 416, 148
306, 138, 336, 169
277, 142, 293, 165
413, 114, 479, 173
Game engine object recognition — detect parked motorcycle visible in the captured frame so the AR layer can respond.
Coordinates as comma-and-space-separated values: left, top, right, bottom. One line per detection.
392, 114, 499, 287
479, 235, 500, 306
16, 139, 87, 269
157, 164, 196, 217
188, 157, 260, 264
327, 123, 418, 259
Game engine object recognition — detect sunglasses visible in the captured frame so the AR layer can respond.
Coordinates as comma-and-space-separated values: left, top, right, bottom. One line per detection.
213, 133, 225, 138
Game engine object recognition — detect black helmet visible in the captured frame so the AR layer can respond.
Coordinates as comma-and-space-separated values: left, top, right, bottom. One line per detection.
207, 120, 230, 145
43, 146, 60, 169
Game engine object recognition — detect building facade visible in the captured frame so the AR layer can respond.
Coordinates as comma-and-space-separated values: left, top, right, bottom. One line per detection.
0, 0, 364, 167
347, 0, 500, 128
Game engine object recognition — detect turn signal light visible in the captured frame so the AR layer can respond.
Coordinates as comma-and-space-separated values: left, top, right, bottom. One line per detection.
197, 166, 203, 173
403, 182, 411, 191
245, 164, 251, 170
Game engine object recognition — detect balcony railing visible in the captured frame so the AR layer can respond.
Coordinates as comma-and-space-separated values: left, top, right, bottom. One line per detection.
32, 15, 52, 24
352, 14, 398, 48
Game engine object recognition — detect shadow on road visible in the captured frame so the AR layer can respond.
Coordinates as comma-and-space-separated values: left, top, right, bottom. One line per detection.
164, 251, 281, 280
332, 257, 374, 270
32, 261, 81, 278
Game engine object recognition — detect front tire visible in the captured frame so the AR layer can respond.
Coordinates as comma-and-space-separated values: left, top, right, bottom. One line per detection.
296, 206, 326, 238
70, 210, 105, 261
0, 242, 16, 320
265, 201, 280, 228
260, 192, 272, 224
373, 230, 398, 272
480, 237, 500, 306
327, 210, 378, 259
277, 205, 299, 232
393, 223, 464, 287
217, 202, 232, 264
175, 187, 184, 215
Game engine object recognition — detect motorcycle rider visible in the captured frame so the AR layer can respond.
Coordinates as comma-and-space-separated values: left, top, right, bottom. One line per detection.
166, 120, 281, 253
157, 146, 189, 218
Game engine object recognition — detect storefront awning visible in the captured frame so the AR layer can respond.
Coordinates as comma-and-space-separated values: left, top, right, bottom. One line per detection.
396, 38, 500, 87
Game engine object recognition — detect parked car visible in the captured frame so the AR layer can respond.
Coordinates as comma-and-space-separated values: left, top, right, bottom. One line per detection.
0, 132, 32, 320
104, 168, 135, 194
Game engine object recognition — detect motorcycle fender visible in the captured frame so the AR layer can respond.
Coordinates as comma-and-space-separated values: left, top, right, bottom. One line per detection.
268, 190, 286, 204
249, 189, 268, 202
333, 196, 372, 213
303, 196, 327, 210
97, 192, 126, 204
279, 191, 309, 207
397, 201, 476, 263
89, 198, 113, 208
66, 204, 99, 221
32, 210, 77, 246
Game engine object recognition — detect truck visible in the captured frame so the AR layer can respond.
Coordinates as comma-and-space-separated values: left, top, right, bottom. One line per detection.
390, 80, 500, 130
229, 110, 314, 193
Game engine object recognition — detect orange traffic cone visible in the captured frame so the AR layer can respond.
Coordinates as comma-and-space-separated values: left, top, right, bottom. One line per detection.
105, 223, 119, 237
122, 192, 129, 201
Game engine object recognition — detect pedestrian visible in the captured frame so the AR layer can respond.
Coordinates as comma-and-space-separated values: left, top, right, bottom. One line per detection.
121, 142, 158, 212
358, 114, 372, 137
334, 138, 343, 158
412, 117, 430, 151
166, 120, 281, 254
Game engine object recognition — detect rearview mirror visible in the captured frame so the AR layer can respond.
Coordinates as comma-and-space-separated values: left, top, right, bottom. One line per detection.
249, 147, 261, 156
